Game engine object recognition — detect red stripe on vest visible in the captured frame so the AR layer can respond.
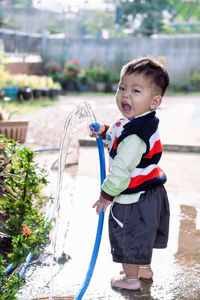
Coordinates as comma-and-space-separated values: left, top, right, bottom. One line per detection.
143, 140, 162, 159
113, 137, 118, 150
128, 166, 164, 189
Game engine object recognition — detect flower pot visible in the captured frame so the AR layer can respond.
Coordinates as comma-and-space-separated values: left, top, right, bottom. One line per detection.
95, 82, 106, 92
110, 82, 118, 93
49, 88, 60, 98
61, 81, 77, 91
18, 87, 32, 101
0, 120, 29, 143
3, 86, 19, 99
32, 89, 43, 98
41, 88, 50, 97
78, 83, 88, 92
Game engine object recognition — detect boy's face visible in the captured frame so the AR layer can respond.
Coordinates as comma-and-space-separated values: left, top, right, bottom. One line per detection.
116, 72, 161, 118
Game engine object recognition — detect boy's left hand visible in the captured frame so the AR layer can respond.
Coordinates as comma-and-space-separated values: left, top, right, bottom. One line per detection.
89, 124, 106, 139
92, 195, 111, 215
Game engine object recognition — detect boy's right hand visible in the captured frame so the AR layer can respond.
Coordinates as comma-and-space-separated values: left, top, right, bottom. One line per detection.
89, 124, 106, 139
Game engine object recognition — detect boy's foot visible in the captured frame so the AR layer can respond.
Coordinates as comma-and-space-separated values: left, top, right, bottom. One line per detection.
120, 265, 153, 279
111, 274, 141, 290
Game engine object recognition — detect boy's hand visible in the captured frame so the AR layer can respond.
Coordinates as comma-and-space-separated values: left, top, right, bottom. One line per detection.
89, 124, 106, 139
92, 195, 111, 215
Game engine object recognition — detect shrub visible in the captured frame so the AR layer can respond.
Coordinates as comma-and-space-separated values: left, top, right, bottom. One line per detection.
87, 63, 109, 83
0, 136, 52, 297
187, 70, 200, 91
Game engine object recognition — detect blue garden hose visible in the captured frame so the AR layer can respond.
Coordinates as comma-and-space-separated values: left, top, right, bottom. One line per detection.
74, 122, 106, 300
5, 123, 106, 299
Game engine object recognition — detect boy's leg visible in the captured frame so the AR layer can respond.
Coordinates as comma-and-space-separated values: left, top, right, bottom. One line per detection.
120, 264, 153, 279
111, 263, 141, 290
138, 264, 153, 279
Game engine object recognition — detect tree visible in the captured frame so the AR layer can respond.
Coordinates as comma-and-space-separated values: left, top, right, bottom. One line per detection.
119, 0, 200, 35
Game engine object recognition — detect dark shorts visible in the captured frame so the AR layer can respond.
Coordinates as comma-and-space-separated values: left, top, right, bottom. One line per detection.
108, 184, 170, 265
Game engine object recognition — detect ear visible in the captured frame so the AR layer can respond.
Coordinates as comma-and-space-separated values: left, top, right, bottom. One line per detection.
150, 95, 162, 110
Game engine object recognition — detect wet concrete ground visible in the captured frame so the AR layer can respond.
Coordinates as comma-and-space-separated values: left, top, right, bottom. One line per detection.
16, 94, 200, 299
16, 147, 200, 300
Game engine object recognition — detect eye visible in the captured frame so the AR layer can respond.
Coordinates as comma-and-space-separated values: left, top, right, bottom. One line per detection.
119, 86, 125, 91
132, 89, 140, 93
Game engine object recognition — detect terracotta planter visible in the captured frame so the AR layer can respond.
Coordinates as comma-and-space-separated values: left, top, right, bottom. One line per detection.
0, 120, 29, 143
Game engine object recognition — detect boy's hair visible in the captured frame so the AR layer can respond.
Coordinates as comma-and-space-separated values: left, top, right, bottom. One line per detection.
121, 56, 169, 96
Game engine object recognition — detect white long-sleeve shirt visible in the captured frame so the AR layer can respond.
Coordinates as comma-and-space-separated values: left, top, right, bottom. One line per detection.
102, 134, 147, 204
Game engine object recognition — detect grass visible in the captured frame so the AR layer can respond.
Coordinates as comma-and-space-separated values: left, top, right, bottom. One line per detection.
0, 97, 59, 117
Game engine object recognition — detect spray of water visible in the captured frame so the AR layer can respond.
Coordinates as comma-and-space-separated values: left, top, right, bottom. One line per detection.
49, 101, 97, 299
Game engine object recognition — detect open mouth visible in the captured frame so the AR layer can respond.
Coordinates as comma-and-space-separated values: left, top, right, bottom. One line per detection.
121, 101, 132, 113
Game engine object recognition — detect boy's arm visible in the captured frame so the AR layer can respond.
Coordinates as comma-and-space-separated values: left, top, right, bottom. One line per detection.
101, 134, 146, 201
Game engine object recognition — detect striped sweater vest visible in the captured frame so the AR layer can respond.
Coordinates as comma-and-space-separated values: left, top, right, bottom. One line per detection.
108, 111, 167, 194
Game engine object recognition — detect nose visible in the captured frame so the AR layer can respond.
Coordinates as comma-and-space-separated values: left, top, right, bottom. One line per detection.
122, 89, 130, 98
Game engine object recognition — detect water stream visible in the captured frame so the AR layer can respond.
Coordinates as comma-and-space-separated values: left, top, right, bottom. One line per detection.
49, 101, 97, 299
16, 101, 97, 300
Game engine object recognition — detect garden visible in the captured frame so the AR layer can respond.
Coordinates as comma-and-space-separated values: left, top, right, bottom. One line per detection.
44, 59, 120, 93
1, 52, 200, 299
1, 52, 200, 105
0, 58, 61, 102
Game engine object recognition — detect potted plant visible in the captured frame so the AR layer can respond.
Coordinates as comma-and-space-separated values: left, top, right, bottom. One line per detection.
14, 74, 33, 101
45, 60, 62, 83
108, 70, 120, 92
2, 75, 19, 100
0, 52, 19, 100
88, 64, 109, 92
77, 68, 90, 92
46, 76, 61, 98
61, 60, 81, 91
0, 98, 29, 144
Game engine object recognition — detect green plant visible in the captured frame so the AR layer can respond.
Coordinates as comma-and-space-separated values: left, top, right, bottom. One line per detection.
187, 70, 200, 90
0, 136, 52, 297
108, 70, 120, 84
1, 139, 51, 236
61, 60, 81, 83
77, 68, 91, 85
0, 142, 16, 199
88, 63, 109, 83
0, 254, 25, 300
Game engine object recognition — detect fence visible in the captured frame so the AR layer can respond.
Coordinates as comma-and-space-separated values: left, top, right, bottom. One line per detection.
0, 28, 200, 81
